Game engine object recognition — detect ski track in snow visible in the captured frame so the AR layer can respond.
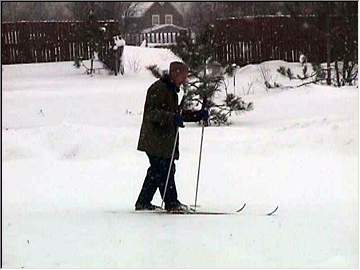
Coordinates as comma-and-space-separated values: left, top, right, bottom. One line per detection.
2, 47, 358, 268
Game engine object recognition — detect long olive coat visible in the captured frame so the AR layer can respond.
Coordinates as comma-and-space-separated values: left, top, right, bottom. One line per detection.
137, 75, 200, 160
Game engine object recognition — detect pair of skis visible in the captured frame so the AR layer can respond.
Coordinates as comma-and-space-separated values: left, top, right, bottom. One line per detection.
147, 203, 279, 216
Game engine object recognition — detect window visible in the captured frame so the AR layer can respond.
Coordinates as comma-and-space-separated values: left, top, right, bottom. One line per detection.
152, 14, 160, 26
165, 14, 173, 25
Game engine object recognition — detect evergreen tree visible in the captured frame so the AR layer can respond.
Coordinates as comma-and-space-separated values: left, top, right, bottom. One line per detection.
172, 25, 253, 126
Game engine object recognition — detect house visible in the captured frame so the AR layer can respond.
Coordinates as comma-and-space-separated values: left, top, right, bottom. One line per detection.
125, 2, 185, 33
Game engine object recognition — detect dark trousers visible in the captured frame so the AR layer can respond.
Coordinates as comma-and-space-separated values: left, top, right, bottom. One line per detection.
135, 153, 178, 208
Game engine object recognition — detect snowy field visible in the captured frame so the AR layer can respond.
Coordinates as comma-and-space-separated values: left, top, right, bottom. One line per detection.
2, 46, 358, 268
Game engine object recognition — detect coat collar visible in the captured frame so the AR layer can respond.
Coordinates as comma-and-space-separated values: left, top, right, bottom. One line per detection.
161, 74, 180, 93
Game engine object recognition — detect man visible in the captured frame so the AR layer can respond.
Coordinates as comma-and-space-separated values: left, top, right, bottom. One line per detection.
135, 61, 209, 212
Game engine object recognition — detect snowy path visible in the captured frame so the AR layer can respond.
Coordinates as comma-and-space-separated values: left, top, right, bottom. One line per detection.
3, 205, 356, 268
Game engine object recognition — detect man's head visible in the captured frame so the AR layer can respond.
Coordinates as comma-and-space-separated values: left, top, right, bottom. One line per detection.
169, 61, 188, 87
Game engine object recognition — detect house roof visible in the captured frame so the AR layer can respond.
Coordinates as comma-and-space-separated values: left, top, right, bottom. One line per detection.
141, 24, 187, 33
130, 2, 183, 18
131, 2, 153, 17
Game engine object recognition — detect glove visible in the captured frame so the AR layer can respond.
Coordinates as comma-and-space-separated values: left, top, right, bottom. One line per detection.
174, 114, 185, 128
199, 109, 209, 121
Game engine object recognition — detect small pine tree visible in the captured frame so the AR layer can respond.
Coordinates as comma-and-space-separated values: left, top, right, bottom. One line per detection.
277, 66, 287, 76
286, 68, 295, 80
172, 25, 253, 125
312, 63, 326, 81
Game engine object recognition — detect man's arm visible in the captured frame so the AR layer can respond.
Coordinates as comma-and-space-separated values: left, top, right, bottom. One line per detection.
144, 86, 176, 127
181, 110, 204, 122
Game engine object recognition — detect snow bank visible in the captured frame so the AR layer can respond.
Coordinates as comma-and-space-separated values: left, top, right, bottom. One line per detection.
224, 60, 358, 97
122, 45, 182, 73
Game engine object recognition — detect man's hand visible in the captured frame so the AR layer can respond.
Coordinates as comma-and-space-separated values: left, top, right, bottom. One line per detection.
174, 114, 185, 128
200, 109, 209, 121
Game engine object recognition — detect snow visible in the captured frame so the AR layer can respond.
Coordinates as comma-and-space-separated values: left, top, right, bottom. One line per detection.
113, 35, 125, 48
299, 54, 306, 64
2, 46, 358, 268
141, 24, 187, 33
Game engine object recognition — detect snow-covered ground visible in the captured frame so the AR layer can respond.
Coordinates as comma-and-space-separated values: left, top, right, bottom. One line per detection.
2, 46, 358, 268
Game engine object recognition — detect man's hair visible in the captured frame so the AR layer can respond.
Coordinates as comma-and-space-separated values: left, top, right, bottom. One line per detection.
169, 61, 188, 76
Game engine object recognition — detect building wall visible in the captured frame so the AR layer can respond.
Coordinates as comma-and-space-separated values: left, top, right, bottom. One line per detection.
125, 3, 184, 33
142, 2, 184, 29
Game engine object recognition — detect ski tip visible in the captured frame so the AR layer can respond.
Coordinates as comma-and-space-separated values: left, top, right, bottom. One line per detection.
266, 205, 279, 216
236, 203, 247, 213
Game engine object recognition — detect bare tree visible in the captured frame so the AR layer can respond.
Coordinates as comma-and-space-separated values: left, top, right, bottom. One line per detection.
185, 2, 231, 33
2, 2, 48, 21
2, 2, 140, 22
184, 2, 291, 32
68, 2, 94, 21
2, 2, 19, 22
45, 3, 73, 20
2, 2, 75, 22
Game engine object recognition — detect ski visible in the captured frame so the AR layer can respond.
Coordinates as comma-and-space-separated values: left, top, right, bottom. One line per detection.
236, 203, 247, 212
187, 203, 246, 213
187, 203, 278, 216
132, 203, 278, 216
134, 207, 232, 215
166, 210, 231, 215
266, 205, 279, 216
235, 204, 278, 216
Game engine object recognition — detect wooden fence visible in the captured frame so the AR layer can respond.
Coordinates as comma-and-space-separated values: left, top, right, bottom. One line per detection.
124, 32, 180, 47
214, 16, 357, 65
2, 21, 115, 64
1, 21, 183, 64
2, 17, 356, 65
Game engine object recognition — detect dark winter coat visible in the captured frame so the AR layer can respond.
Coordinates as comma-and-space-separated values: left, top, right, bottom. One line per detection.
137, 75, 201, 159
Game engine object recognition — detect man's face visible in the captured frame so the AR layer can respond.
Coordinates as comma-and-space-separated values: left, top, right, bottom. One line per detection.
173, 71, 188, 87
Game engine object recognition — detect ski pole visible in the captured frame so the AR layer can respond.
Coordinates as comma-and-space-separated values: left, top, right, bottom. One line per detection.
160, 127, 179, 210
194, 119, 205, 210
160, 92, 187, 209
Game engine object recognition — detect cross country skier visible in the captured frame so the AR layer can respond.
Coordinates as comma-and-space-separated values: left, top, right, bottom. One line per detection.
135, 61, 209, 212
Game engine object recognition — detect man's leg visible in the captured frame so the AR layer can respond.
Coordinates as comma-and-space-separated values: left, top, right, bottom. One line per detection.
155, 157, 178, 209
155, 158, 188, 211
135, 154, 179, 209
135, 154, 161, 208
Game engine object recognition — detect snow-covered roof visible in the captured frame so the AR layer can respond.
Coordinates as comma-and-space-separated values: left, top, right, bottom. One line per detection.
130, 2, 183, 18
141, 24, 187, 33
